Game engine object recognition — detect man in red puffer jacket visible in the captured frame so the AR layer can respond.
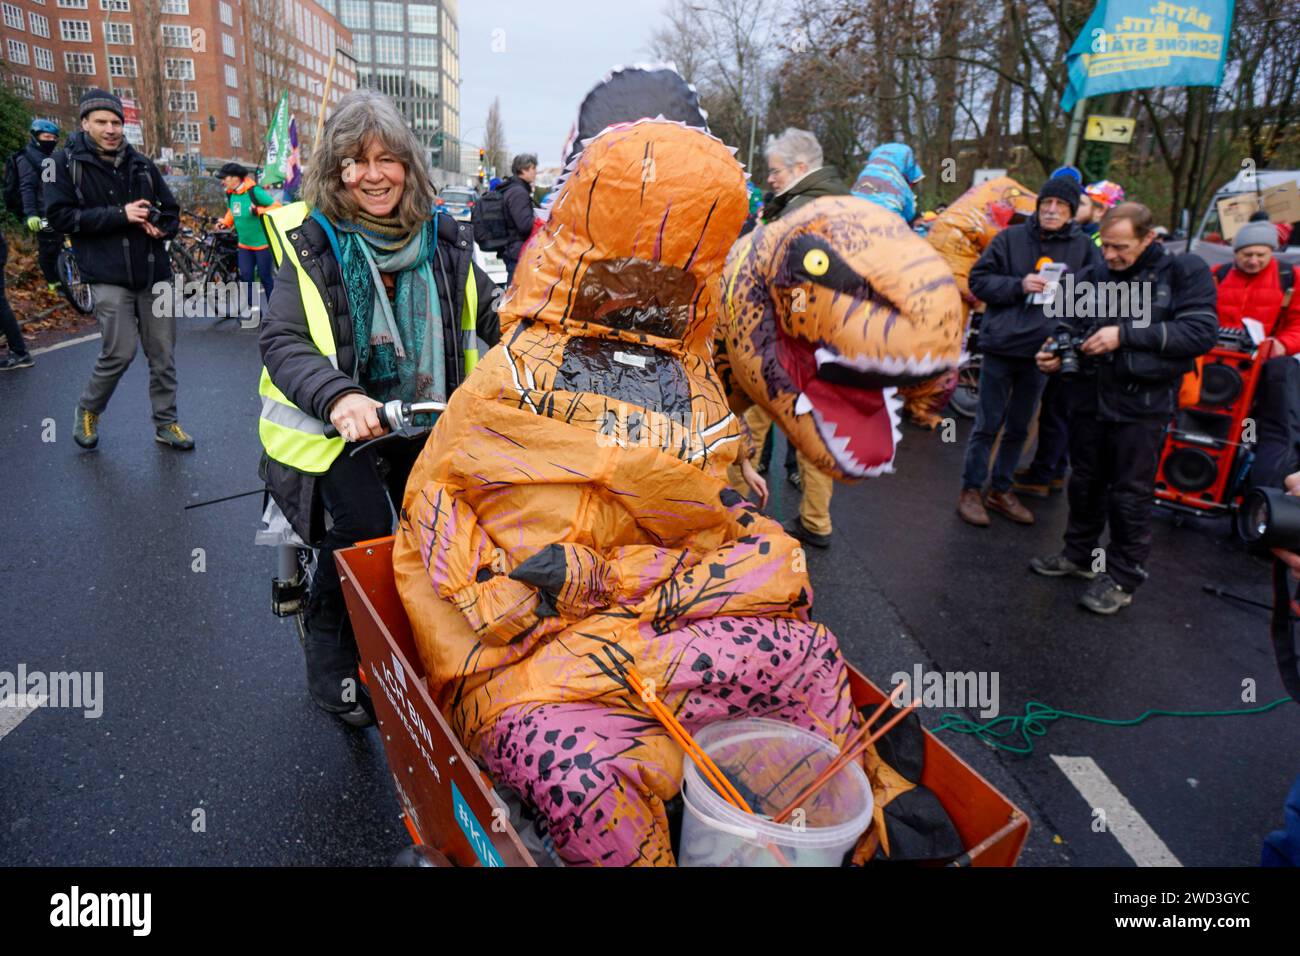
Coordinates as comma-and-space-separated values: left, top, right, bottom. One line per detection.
1214, 214, 1300, 490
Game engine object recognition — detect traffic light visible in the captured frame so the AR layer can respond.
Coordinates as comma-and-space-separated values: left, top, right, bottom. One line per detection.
208, 114, 216, 132
479, 148, 485, 164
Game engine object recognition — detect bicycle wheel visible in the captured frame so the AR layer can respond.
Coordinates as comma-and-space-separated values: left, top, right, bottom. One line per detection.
169, 242, 198, 282
57, 247, 95, 314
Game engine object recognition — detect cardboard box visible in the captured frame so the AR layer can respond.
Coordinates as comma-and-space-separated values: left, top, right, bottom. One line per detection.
1217, 180, 1300, 241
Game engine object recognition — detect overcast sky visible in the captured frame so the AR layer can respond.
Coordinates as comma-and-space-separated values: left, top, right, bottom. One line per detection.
459, 1, 674, 168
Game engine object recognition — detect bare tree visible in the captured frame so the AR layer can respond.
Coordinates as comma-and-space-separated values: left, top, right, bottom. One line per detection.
484, 97, 507, 179
648, 0, 781, 171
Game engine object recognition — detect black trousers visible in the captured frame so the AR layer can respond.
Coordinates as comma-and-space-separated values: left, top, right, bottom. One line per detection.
1249, 357, 1300, 493
0, 232, 29, 357
309, 435, 425, 636
1023, 373, 1071, 482
37, 231, 62, 286
1061, 411, 1165, 592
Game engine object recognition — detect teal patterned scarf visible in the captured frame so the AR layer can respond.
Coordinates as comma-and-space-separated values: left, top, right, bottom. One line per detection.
335, 213, 445, 405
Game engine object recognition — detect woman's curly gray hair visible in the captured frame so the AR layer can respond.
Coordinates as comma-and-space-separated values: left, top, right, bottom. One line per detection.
303, 88, 435, 235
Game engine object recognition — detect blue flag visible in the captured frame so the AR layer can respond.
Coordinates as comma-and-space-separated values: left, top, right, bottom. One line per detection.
1062, 0, 1234, 112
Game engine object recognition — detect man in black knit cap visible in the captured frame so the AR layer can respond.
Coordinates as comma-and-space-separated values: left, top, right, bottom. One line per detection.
956, 174, 1104, 527
46, 89, 191, 451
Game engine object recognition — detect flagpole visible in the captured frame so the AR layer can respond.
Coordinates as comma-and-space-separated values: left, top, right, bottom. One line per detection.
1062, 97, 1088, 169
315, 49, 337, 151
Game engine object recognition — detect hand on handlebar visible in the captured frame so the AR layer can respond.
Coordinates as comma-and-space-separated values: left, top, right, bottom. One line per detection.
328, 393, 386, 442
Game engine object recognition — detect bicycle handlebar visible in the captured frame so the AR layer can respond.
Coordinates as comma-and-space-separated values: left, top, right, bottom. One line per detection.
322, 399, 447, 440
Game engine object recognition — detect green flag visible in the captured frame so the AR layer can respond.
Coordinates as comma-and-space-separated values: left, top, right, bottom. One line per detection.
262, 91, 290, 184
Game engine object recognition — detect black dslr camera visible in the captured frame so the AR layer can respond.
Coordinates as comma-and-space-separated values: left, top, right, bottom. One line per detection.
1043, 324, 1091, 376
146, 203, 164, 226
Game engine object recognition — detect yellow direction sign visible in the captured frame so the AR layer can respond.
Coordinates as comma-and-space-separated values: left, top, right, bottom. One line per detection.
1085, 115, 1135, 145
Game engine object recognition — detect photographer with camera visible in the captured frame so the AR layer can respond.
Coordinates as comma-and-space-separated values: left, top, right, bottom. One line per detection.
1031, 202, 1217, 614
956, 174, 1103, 527
45, 89, 191, 452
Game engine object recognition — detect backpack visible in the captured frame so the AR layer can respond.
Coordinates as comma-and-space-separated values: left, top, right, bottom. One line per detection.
3, 152, 28, 217
472, 186, 511, 252
1214, 260, 1294, 311
2, 149, 81, 218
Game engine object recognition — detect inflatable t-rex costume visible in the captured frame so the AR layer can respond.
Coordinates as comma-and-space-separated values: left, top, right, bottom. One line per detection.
899, 177, 1039, 427
393, 68, 964, 865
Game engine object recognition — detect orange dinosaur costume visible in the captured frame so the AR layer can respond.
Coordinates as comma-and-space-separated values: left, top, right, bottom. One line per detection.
899, 177, 1038, 428
393, 70, 966, 866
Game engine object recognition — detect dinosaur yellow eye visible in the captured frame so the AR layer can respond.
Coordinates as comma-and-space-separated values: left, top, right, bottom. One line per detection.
803, 249, 829, 276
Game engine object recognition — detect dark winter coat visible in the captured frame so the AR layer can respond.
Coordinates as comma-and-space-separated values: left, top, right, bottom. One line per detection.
762, 166, 848, 223
495, 176, 536, 262
1061, 241, 1218, 422
259, 210, 502, 544
969, 214, 1105, 359
44, 132, 179, 290
15, 142, 52, 218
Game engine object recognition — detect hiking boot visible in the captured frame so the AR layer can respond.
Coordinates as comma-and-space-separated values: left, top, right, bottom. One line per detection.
1030, 552, 1097, 580
73, 405, 99, 449
784, 518, 831, 549
788, 469, 803, 490
985, 490, 1035, 525
957, 488, 990, 527
1015, 468, 1065, 496
0, 353, 34, 371
1080, 573, 1133, 615
155, 423, 196, 450
302, 600, 374, 727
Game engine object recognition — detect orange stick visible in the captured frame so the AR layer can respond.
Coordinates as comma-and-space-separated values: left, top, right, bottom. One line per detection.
772, 695, 920, 825
624, 667, 791, 867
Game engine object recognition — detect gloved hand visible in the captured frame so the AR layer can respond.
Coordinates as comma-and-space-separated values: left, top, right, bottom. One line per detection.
25, 216, 42, 232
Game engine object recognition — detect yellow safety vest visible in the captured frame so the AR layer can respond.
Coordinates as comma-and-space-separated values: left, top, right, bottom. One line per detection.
258, 202, 480, 475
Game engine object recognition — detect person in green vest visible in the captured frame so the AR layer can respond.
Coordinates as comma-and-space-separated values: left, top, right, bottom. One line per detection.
258, 89, 501, 725
217, 162, 280, 303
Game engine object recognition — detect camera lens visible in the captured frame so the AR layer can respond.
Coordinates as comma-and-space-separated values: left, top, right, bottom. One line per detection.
1242, 487, 1300, 552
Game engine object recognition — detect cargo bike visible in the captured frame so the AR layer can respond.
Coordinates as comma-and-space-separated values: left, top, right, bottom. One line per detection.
268, 402, 1031, 867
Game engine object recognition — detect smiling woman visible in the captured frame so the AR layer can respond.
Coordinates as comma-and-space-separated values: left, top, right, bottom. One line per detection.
257, 88, 501, 725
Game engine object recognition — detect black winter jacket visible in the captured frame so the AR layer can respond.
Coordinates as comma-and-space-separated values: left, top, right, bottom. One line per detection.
1060, 241, 1218, 422
16, 143, 52, 218
44, 132, 179, 290
496, 176, 536, 261
969, 215, 1105, 359
259, 210, 502, 544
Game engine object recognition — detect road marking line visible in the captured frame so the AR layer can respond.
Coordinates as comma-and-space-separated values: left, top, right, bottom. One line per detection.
1051, 754, 1183, 867
0, 694, 47, 741
31, 333, 101, 356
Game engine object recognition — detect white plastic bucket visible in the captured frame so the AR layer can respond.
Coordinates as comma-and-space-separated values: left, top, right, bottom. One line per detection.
677, 717, 874, 867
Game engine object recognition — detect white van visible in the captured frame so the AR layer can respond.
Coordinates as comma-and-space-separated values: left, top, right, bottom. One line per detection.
1168, 169, 1300, 268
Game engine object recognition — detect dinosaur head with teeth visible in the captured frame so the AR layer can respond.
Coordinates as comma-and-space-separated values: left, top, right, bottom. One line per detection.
720, 195, 964, 480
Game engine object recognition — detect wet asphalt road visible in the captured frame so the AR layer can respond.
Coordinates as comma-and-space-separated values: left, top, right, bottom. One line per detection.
1, 318, 1296, 867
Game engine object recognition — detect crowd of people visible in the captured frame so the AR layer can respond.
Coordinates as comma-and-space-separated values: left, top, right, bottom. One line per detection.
733, 125, 1300, 618
4, 84, 1299, 715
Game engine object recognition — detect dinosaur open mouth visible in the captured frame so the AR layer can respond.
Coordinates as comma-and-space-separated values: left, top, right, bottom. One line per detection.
775, 330, 949, 478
